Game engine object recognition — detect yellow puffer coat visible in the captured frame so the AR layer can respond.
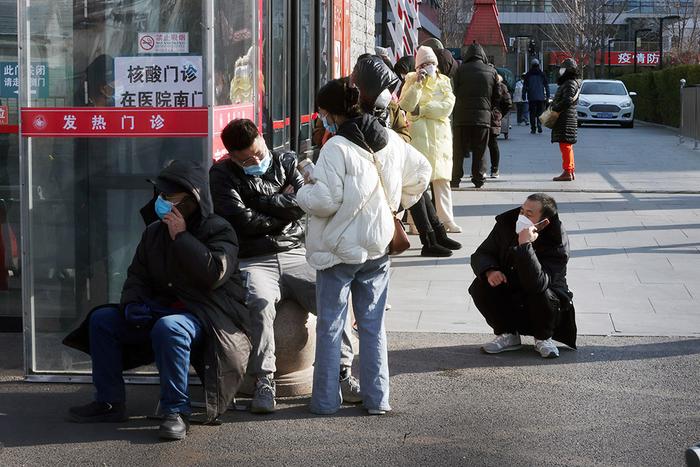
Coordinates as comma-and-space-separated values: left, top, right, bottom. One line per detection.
399, 72, 455, 181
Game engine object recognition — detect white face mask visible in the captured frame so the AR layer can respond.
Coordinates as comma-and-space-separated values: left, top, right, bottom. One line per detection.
515, 214, 534, 234
559, 67, 566, 76
374, 88, 392, 110
424, 64, 437, 76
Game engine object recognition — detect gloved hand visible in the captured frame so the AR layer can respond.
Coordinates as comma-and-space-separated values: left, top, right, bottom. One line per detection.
124, 302, 153, 327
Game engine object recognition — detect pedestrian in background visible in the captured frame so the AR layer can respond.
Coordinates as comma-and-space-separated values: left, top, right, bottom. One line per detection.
298, 78, 431, 415
550, 58, 582, 182
523, 58, 549, 134
399, 46, 460, 232
452, 43, 499, 189
488, 73, 513, 179
513, 73, 528, 125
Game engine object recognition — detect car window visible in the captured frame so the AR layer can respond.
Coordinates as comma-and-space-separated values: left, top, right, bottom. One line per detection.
581, 82, 627, 96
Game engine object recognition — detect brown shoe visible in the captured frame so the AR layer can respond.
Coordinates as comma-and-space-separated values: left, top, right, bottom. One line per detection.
553, 171, 574, 181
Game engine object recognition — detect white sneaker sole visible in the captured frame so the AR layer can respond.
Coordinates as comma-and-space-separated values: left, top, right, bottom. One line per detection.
538, 350, 559, 358
481, 344, 523, 354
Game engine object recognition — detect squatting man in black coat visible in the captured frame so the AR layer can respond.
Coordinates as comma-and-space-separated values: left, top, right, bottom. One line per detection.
469, 193, 577, 358
64, 160, 251, 441
209, 119, 360, 414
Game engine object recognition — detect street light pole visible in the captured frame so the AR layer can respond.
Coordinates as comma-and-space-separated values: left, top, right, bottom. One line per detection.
659, 15, 681, 70
607, 38, 617, 78
634, 28, 651, 74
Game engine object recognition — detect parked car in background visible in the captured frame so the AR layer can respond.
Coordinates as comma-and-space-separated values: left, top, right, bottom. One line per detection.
576, 79, 636, 128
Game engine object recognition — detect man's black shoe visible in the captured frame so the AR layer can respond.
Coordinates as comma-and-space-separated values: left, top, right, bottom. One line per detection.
537, 127, 543, 133
530, 129, 536, 134
159, 413, 190, 441
68, 401, 127, 423
450, 181, 460, 189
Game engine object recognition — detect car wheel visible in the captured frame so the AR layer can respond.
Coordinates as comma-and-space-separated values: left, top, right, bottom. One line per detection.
621, 121, 634, 128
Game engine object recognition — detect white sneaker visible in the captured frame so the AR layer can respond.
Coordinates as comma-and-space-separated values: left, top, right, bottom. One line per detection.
481, 333, 522, 354
444, 222, 462, 233
534, 338, 560, 358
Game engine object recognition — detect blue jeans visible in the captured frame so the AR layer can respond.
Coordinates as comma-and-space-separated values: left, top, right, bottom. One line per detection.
310, 255, 391, 414
89, 306, 203, 415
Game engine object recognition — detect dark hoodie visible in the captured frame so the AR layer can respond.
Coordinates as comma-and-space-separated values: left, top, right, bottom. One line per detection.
453, 43, 499, 127
336, 113, 389, 154
470, 207, 577, 348
64, 160, 251, 423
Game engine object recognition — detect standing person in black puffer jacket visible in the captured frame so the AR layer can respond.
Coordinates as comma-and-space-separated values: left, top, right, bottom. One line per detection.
487, 73, 513, 179
550, 58, 582, 182
452, 43, 500, 189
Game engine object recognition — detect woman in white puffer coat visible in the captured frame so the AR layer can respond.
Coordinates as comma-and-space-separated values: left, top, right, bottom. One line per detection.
297, 77, 431, 416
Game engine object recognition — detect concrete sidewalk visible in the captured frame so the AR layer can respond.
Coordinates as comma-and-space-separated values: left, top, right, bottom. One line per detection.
0, 332, 698, 466
387, 123, 700, 337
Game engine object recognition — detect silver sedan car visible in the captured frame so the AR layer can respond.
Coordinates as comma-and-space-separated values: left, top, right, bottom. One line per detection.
576, 80, 637, 128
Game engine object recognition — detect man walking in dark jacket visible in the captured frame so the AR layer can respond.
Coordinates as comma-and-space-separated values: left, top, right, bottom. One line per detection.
523, 58, 550, 134
210, 119, 359, 414
452, 43, 499, 189
469, 193, 577, 358
65, 160, 251, 440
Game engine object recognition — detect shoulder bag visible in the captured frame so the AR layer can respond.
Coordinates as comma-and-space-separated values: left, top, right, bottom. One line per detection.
539, 83, 581, 129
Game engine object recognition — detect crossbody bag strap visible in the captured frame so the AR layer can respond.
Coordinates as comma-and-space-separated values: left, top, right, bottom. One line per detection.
359, 141, 397, 216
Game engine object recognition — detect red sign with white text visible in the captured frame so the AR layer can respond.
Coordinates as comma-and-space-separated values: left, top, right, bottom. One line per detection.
549, 51, 660, 67
20, 107, 207, 137
0, 105, 8, 125
212, 103, 255, 161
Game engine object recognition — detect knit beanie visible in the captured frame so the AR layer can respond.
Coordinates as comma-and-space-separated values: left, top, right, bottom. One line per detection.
415, 46, 438, 69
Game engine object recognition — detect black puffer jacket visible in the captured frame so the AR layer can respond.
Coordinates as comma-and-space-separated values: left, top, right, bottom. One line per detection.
453, 43, 499, 127
64, 160, 251, 422
209, 150, 305, 259
470, 207, 576, 348
352, 55, 400, 110
551, 73, 581, 145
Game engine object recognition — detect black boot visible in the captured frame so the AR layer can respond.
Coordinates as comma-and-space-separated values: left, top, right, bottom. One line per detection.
159, 413, 190, 441
420, 231, 453, 257
433, 224, 462, 250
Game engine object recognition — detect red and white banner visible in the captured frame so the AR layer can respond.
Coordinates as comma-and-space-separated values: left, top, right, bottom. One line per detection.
0, 105, 8, 125
212, 103, 255, 161
549, 51, 660, 67
20, 107, 207, 137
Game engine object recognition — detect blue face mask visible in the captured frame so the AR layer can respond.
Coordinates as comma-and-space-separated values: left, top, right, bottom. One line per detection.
321, 115, 337, 134
243, 153, 271, 177
154, 195, 173, 220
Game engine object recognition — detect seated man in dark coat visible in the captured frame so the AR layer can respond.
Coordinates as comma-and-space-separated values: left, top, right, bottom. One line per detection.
469, 193, 576, 358
64, 160, 250, 441
209, 119, 359, 414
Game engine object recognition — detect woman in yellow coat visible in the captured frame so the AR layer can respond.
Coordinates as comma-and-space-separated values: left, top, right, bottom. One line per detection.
399, 46, 461, 232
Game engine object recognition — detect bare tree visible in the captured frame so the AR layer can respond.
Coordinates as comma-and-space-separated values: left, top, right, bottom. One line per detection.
664, 0, 700, 65
434, 0, 473, 49
545, 0, 628, 78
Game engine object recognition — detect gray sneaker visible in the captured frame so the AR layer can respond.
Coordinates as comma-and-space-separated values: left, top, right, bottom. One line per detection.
340, 374, 362, 403
251, 376, 276, 414
481, 333, 522, 354
534, 338, 559, 358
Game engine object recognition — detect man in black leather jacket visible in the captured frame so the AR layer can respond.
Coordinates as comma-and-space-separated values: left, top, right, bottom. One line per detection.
469, 193, 577, 359
210, 119, 359, 414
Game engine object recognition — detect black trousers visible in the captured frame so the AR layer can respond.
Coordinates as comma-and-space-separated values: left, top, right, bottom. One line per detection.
469, 277, 561, 340
452, 125, 489, 186
409, 190, 441, 234
529, 100, 545, 131
487, 132, 499, 172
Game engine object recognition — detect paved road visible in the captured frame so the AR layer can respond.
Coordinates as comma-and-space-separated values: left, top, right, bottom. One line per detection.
1, 332, 698, 466
387, 122, 700, 337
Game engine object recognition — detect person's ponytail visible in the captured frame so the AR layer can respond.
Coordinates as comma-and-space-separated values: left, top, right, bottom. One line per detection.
317, 77, 362, 118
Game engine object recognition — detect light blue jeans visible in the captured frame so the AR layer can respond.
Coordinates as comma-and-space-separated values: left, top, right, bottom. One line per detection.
310, 255, 391, 414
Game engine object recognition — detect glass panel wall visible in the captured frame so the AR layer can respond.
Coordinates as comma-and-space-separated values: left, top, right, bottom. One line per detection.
0, 0, 21, 331
23, 0, 208, 374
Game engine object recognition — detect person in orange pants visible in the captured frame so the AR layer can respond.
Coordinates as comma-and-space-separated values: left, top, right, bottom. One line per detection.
559, 142, 575, 180
549, 58, 581, 182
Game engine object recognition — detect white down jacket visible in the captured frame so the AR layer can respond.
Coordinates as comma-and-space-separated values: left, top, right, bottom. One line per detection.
297, 126, 432, 271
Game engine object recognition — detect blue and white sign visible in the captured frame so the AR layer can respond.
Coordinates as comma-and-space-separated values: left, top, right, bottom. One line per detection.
0, 62, 49, 98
